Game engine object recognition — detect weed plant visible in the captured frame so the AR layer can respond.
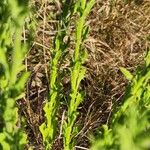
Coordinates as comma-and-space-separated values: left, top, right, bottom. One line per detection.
39, 0, 95, 149
0, 0, 29, 149
63, 1, 95, 150
39, 1, 76, 149
91, 50, 150, 150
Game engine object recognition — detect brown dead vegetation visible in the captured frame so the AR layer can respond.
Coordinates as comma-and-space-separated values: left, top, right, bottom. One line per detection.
21, 0, 150, 149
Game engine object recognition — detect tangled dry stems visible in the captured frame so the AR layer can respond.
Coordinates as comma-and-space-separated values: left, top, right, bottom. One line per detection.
21, 0, 150, 149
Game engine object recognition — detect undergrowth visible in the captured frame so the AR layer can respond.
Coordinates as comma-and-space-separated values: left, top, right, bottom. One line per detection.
0, 0, 150, 150
39, 0, 95, 149
0, 0, 29, 149
91, 50, 150, 150
39, 0, 76, 149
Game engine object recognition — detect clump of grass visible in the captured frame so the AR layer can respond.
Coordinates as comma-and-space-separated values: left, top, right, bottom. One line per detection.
91, 50, 150, 150
0, 0, 29, 149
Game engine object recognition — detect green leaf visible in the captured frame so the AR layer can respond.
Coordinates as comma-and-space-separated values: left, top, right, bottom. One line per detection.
15, 72, 30, 91
120, 67, 133, 80
82, 26, 89, 41
145, 50, 150, 67
0, 136, 10, 150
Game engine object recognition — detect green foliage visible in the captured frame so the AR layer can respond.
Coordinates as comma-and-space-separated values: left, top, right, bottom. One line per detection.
39, 1, 95, 149
120, 67, 133, 80
63, 1, 95, 150
0, 0, 29, 149
91, 50, 150, 150
39, 1, 76, 149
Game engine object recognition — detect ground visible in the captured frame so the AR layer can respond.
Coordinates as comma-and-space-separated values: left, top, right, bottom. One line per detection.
20, 0, 150, 149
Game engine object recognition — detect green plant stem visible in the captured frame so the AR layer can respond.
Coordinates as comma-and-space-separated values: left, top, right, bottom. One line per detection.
39, 1, 75, 149
63, 1, 95, 150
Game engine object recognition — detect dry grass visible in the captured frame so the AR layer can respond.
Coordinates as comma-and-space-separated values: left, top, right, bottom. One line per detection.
20, 0, 150, 149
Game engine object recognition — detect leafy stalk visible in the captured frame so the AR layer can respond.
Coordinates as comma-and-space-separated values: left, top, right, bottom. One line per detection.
63, 1, 95, 150
39, 1, 76, 149
0, 0, 29, 149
